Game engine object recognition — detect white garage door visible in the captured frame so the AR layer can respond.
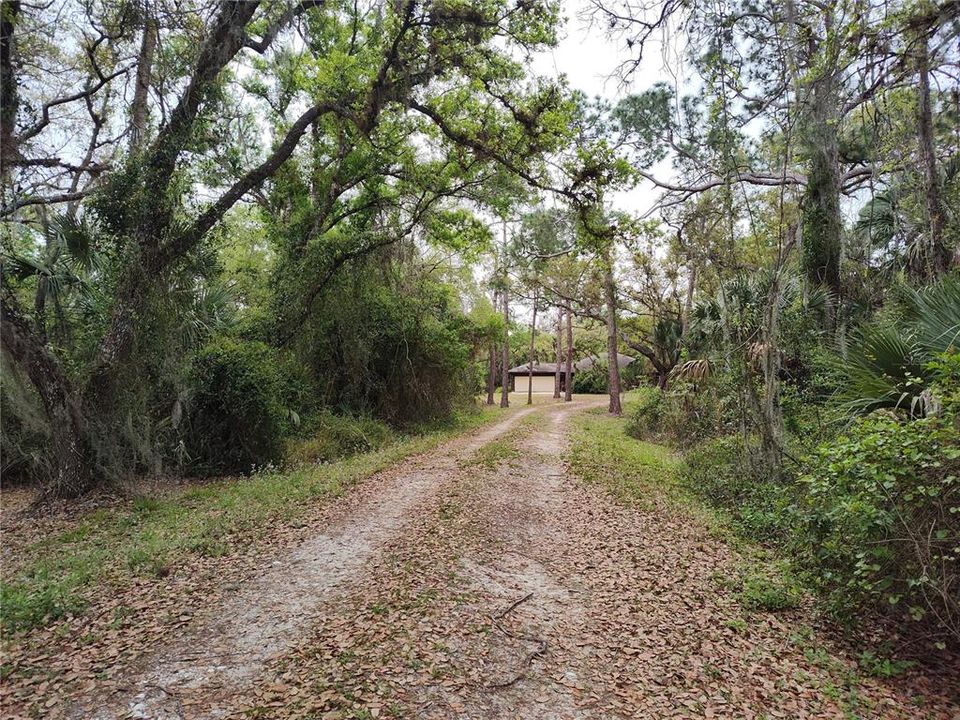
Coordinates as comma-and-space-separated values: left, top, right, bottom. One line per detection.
515, 375, 555, 394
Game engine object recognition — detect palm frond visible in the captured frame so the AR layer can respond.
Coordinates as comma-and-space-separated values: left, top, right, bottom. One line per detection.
898, 274, 960, 354
834, 323, 928, 416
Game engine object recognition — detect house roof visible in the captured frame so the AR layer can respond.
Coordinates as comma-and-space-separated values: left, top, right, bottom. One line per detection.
507, 361, 569, 376
507, 353, 636, 376
574, 352, 636, 372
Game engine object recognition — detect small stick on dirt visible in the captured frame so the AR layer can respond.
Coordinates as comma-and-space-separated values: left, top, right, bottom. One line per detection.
483, 592, 548, 690
495, 591, 533, 619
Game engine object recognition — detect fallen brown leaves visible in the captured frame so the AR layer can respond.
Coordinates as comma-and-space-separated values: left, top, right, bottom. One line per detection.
3, 400, 959, 719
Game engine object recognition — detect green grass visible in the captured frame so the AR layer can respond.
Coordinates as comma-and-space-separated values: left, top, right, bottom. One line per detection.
738, 563, 803, 612
1, 404, 506, 635
568, 406, 685, 510
463, 410, 540, 470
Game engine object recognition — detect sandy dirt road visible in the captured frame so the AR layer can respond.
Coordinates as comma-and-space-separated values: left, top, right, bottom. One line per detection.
11, 398, 958, 719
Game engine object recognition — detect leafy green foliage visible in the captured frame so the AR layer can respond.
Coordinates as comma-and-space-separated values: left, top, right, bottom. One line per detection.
683, 435, 794, 543
571, 362, 609, 394
738, 564, 803, 612
185, 338, 299, 473
796, 353, 960, 636
626, 380, 732, 448
835, 275, 960, 417
624, 386, 663, 438
287, 412, 395, 466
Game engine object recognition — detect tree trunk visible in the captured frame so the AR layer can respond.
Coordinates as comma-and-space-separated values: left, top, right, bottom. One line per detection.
527, 285, 537, 405
758, 270, 786, 468
486, 291, 497, 405
0, 1, 20, 183
500, 226, 510, 408
564, 305, 573, 402
486, 342, 497, 405
602, 252, 622, 416
1, 294, 95, 499
800, 17, 842, 301
553, 310, 562, 399
129, 16, 157, 152
623, 337, 671, 390
916, 34, 949, 276
682, 263, 696, 338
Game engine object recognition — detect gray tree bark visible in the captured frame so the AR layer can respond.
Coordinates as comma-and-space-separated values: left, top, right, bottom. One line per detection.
564, 305, 573, 402
602, 250, 622, 415
1, 292, 95, 499
129, 16, 157, 152
916, 34, 949, 275
553, 310, 562, 399
527, 286, 537, 405
500, 223, 510, 408
486, 292, 497, 405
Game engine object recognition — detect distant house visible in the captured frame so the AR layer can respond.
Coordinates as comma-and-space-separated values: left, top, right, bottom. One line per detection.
507, 352, 635, 394
507, 361, 569, 394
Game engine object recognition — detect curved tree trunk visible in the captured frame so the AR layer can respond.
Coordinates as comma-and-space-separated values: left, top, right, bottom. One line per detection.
1, 294, 95, 499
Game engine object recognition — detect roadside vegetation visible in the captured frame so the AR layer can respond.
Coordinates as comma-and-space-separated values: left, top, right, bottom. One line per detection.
1, 405, 503, 635
570, 395, 804, 616
579, 328, 960, 654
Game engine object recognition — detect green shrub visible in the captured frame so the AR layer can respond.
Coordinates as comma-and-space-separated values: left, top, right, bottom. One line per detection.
795, 355, 960, 639
619, 360, 644, 390
572, 362, 609, 394
683, 435, 794, 543
624, 386, 663, 439
185, 338, 295, 474
287, 411, 395, 466
739, 563, 803, 612
625, 378, 732, 448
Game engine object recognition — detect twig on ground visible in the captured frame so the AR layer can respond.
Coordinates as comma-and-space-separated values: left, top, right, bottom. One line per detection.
483, 592, 548, 690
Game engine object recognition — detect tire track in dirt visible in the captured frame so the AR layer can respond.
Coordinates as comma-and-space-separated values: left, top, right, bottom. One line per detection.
66, 404, 543, 720
209, 398, 603, 719
223, 397, 960, 719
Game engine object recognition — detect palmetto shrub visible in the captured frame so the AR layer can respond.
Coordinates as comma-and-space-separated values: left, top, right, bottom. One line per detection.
835, 274, 960, 417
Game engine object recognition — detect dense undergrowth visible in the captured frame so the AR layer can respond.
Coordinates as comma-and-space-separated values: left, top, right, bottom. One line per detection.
0, 404, 503, 635
624, 350, 960, 649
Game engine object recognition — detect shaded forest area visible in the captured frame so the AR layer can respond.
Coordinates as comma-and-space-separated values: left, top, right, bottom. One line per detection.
1, 0, 959, 671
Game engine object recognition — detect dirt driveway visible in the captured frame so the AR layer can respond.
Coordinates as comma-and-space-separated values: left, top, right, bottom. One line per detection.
6, 398, 958, 719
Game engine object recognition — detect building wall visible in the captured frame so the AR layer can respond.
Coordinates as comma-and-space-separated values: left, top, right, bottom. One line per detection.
513, 374, 557, 394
